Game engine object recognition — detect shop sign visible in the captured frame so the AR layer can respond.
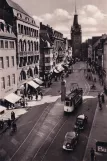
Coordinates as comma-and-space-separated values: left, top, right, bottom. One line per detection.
96, 141, 107, 153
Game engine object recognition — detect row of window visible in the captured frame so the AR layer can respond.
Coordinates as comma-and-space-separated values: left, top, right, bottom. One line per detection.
1, 74, 15, 89
0, 56, 14, 69
19, 40, 39, 52
0, 22, 12, 34
54, 32, 63, 39
18, 24, 39, 37
17, 13, 36, 25
19, 55, 39, 67
0, 40, 15, 49
55, 40, 64, 49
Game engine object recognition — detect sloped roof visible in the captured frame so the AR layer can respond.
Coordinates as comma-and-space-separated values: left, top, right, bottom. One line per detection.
6, 0, 31, 17
40, 33, 52, 44
92, 36, 101, 46
0, 30, 16, 39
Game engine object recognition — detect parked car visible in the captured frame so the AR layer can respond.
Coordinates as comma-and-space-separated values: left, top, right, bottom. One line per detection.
63, 131, 79, 151
74, 114, 88, 131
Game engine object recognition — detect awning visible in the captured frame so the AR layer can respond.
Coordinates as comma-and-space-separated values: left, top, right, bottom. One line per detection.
54, 69, 59, 73
33, 78, 43, 85
27, 80, 39, 89
57, 66, 64, 72
18, 85, 25, 90
4, 93, 21, 104
0, 106, 6, 113
63, 64, 69, 67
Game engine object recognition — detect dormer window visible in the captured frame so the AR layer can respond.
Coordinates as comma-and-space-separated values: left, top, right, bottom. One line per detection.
7, 25, 12, 33
4, 25, 7, 32
32, 20, 35, 24
25, 17, 29, 22
17, 13, 22, 19
1, 23, 4, 31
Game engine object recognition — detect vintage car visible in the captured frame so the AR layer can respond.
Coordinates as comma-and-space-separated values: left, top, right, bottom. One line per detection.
74, 114, 88, 131
63, 131, 79, 151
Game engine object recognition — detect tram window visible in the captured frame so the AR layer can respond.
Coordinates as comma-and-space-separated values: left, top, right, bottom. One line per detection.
66, 101, 69, 106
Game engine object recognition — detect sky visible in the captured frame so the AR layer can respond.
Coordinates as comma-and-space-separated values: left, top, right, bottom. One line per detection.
13, 0, 107, 42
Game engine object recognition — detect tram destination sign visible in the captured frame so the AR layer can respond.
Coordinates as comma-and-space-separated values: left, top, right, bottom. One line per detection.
96, 141, 107, 153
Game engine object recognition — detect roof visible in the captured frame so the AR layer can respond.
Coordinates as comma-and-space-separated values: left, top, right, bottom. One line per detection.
92, 36, 101, 46
6, 0, 31, 17
66, 132, 75, 138
77, 114, 85, 119
0, 31, 16, 39
40, 33, 52, 48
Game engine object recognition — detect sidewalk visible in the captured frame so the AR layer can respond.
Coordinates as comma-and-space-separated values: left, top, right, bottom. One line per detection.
85, 71, 103, 93
83, 76, 107, 161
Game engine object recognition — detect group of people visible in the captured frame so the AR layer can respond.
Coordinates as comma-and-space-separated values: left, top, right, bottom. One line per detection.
35, 91, 43, 100
98, 92, 105, 110
0, 111, 17, 133
27, 90, 43, 101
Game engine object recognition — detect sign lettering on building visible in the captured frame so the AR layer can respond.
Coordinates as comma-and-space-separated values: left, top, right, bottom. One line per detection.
96, 141, 107, 153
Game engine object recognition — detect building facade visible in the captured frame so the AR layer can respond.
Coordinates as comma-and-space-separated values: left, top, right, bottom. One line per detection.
53, 30, 65, 65
0, 19, 17, 100
71, 7, 82, 59
0, 0, 40, 95
40, 23, 54, 79
40, 23, 65, 80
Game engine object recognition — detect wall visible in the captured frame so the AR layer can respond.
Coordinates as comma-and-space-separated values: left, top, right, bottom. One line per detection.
0, 44, 17, 98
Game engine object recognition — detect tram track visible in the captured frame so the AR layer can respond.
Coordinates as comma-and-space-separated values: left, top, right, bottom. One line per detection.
32, 68, 90, 161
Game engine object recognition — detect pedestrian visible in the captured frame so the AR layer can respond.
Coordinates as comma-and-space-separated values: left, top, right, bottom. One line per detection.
99, 100, 102, 110
98, 93, 100, 102
90, 148, 95, 161
11, 111, 15, 121
7, 119, 11, 128
40, 92, 43, 99
28, 94, 30, 100
101, 93, 105, 103
0, 120, 4, 129
12, 122, 17, 132
48, 82, 50, 87
35, 94, 38, 100
44, 82, 46, 88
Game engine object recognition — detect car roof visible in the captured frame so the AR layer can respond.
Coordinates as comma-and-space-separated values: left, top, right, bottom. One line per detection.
66, 132, 76, 138
77, 114, 85, 119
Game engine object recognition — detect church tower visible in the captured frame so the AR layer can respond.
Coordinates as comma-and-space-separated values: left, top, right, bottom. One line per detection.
71, 0, 82, 59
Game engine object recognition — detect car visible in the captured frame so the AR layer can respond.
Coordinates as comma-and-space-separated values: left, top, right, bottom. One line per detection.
74, 114, 88, 131
63, 131, 79, 151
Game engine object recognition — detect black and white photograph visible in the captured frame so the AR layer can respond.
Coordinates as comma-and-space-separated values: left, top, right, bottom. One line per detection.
0, 0, 107, 161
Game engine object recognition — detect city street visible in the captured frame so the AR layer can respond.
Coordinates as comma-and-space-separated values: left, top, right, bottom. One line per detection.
0, 62, 99, 161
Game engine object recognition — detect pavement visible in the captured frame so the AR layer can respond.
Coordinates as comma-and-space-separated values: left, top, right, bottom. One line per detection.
0, 81, 60, 121
83, 69, 107, 161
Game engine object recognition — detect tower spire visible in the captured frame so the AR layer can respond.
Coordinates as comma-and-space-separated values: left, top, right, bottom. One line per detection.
75, 0, 77, 15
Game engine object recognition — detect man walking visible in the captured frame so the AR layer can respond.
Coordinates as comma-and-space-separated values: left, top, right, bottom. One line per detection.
98, 93, 100, 102
90, 148, 95, 161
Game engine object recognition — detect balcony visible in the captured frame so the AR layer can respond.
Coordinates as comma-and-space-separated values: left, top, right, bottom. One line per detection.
19, 51, 39, 56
